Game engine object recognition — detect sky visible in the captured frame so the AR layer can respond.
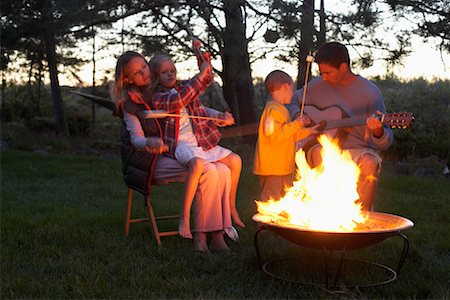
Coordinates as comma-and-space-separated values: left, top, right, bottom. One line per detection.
24, 1, 448, 86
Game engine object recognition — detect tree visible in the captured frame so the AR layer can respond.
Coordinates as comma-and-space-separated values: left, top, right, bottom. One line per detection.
385, 0, 450, 53
122, 0, 258, 127
1, 0, 108, 136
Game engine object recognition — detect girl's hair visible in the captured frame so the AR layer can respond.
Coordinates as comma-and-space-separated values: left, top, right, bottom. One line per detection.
148, 54, 176, 92
111, 51, 147, 115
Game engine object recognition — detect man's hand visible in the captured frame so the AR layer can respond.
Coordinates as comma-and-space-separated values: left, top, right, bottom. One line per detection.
146, 137, 168, 154
215, 112, 235, 127
367, 111, 384, 138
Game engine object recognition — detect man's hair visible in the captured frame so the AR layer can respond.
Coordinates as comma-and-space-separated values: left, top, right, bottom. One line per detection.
315, 42, 350, 69
265, 70, 293, 93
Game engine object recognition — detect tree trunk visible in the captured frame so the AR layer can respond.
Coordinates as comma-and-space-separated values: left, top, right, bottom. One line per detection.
222, 0, 256, 128
317, 0, 326, 47
91, 27, 96, 124
297, 0, 315, 89
43, 30, 69, 137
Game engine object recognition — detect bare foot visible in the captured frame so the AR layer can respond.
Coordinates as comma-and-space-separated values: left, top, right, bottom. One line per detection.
231, 209, 245, 228
193, 232, 208, 253
210, 231, 230, 252
178, 217, 193, 239
178, 220, 192, 239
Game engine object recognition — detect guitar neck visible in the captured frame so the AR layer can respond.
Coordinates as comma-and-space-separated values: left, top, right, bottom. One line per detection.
324, 117, 368, 130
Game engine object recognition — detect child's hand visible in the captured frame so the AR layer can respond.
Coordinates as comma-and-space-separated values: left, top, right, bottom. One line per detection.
216, 112, 235, 127
146, 137, 168, 154
198, 61, 213, 83
192, 37, 202, 50
308, 124, 320, 135
296, 115, 312, 127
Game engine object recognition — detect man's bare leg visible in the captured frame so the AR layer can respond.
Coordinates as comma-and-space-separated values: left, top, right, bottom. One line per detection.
357, 154, 380, 211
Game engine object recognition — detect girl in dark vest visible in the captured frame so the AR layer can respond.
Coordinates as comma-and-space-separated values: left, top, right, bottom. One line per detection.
112, 51, 235, 252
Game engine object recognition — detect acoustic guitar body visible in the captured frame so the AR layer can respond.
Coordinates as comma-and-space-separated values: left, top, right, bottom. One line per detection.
297, 105, 345, 150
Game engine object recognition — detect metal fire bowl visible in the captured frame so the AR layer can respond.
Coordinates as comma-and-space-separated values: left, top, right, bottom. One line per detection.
253, 212, 414, 250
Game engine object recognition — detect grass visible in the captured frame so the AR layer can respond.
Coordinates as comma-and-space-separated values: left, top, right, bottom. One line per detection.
1, 149, 450, 299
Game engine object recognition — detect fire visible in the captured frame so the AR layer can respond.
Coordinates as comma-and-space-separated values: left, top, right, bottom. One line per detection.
256, 135, 368, 232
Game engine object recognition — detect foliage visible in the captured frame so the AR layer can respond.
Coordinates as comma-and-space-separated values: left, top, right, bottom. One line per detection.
385, 0, 450, 53
1, 150, 449, 298
1, 77, 449, 161
376, 77, 450, 160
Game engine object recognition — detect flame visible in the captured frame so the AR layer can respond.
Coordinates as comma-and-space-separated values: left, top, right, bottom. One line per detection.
256, 135, 368, 232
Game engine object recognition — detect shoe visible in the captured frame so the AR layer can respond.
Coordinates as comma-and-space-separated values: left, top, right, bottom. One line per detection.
224, 226, 239, 242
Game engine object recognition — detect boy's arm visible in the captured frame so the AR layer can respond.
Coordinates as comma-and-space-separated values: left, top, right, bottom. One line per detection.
265, 107, 305, 142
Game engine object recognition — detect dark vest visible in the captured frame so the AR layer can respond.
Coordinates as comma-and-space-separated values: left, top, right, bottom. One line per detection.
120, 98, 164, 195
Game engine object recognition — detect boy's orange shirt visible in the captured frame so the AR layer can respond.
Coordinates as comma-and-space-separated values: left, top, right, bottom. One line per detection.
253, 101, 311, 176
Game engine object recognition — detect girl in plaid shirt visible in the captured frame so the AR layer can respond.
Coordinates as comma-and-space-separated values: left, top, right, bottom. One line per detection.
149, 48, 244, 240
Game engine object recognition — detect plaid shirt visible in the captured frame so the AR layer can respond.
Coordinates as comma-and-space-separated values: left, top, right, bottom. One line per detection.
149, 77, 221, 157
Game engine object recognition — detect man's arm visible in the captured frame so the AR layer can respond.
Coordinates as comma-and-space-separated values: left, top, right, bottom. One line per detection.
286, 88, 302, 120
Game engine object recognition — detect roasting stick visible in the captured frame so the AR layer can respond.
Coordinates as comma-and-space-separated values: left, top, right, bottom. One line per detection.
142, 110, 223, 123
186, 28, 231, 112
300, 51, 314, 117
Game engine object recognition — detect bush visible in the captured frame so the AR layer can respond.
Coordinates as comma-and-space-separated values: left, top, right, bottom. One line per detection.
376, 77, 450, 160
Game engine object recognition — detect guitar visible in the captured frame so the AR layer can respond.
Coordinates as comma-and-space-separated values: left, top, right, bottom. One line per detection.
298, 105, 414, 149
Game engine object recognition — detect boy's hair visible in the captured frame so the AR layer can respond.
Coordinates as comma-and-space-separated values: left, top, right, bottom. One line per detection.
315, 42, 350, 69
111, 51, 147, 116
264, 70, 293, 93
149, 54, 176, 91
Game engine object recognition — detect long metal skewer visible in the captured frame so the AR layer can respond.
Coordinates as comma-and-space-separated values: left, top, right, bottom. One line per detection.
300, 50, 314, 117
143, 110, 222, 122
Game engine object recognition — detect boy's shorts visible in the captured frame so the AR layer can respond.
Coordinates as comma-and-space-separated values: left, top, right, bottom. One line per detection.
258, 174, 293, 202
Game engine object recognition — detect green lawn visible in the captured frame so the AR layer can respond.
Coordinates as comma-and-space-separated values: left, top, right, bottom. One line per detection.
1, 150, 449, 299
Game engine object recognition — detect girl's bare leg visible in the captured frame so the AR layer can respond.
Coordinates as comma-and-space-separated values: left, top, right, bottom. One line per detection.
210, 231, 229, 251
193, 232, 208, 252
179, 158, 205, 239
219, 153, 244, 227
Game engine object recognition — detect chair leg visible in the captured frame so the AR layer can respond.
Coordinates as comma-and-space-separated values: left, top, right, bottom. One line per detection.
145, 195, 162, 246
125, 188, 133, 237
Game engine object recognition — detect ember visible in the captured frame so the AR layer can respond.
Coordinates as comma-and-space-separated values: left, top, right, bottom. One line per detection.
256, 135, 367, 232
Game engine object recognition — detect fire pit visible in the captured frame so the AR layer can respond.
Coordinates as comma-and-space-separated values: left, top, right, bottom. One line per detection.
253, 212, 414, 288
252, 135, 415, 288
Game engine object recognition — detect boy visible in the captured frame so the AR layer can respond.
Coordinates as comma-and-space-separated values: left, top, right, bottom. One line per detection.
253, 70, 317, 201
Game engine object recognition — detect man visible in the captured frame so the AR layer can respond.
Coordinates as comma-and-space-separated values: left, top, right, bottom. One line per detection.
287, 42, 393, 210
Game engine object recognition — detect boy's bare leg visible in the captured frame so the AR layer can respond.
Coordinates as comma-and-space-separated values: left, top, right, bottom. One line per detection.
179, 158, 205, 239
193, 232, 208, 252
219, 153, 245, 227
210, 231, 230, 251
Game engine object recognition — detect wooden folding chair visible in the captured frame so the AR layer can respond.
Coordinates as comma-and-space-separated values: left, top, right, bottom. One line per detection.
124, 176, 185, 246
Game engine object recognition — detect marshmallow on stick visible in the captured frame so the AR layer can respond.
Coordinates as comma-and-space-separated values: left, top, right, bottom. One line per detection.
142, 110, 223, 122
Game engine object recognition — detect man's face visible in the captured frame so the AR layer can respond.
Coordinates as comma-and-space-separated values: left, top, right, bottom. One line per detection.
318, 63, 346, 86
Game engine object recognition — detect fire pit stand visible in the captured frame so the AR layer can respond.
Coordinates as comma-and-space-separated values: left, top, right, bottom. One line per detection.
253, 212, 413, 289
